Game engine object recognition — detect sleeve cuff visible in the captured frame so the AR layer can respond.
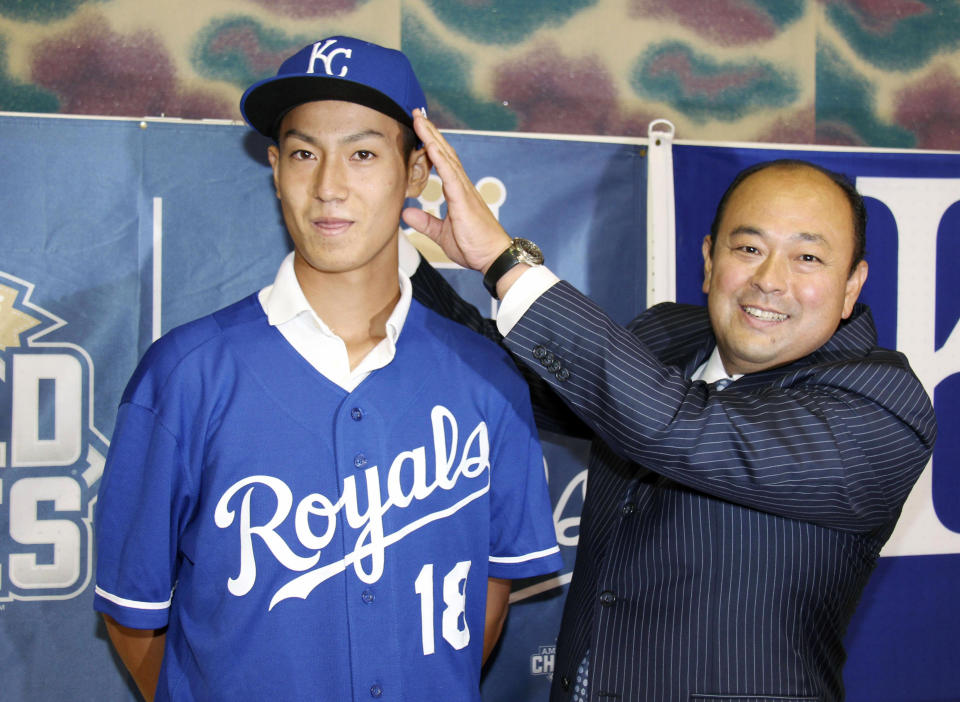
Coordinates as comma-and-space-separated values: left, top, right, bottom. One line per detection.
94, 586, 171, 630
495, 265, 560, 336
488, 546, 564, 580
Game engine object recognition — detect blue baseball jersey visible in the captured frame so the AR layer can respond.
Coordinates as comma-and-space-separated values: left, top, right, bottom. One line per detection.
94, 294, 561, 701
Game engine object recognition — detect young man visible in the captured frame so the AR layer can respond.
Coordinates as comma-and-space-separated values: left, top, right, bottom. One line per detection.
94, 37, 561, 702
404, 115, 936, 702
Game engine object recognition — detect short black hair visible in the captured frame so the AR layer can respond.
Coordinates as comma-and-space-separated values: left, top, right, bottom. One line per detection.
707, 159, 867, 275
399, 122, 418, 162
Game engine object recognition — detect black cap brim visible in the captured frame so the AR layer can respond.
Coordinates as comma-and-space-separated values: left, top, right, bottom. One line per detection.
242, 75, 414, 139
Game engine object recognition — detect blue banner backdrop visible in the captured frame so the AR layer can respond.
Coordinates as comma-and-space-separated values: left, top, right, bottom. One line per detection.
0, 114, 957, 701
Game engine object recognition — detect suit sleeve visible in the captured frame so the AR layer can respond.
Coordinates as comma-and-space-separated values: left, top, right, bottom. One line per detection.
504, 281, 937, 533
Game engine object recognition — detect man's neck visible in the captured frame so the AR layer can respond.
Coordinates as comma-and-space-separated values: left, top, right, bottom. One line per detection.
293, 254, 401, 370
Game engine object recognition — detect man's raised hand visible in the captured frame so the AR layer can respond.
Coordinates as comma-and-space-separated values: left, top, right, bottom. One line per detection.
402, 110, 512, 273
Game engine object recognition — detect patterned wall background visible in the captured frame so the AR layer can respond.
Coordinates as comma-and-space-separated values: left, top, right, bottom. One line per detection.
0, 0, 958, 149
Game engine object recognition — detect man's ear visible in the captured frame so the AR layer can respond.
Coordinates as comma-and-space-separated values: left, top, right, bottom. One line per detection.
405, 148, 431, 198
267, 144, 281, 199
842, 259, 869, 319
701, 235, 714, 294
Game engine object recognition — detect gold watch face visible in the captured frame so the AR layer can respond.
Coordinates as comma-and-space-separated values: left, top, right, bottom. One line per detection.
512, 238, 544, 265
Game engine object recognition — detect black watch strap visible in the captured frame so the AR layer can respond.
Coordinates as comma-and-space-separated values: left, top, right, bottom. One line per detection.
482, 238, 543, 298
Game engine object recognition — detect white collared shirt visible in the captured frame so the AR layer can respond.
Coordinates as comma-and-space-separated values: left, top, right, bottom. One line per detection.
258, 252, 412, 392
691, 346, 741, 387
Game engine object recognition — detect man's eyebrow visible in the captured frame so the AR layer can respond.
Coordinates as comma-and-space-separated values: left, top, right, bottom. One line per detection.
341, 128, 388, 144
280, 128, 388, 146
728, 226, 831, 247
280, 128, 317, 146
793, 231, 830, 247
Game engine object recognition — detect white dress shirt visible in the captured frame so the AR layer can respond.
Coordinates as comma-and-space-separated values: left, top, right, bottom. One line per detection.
258, 251, 412, 392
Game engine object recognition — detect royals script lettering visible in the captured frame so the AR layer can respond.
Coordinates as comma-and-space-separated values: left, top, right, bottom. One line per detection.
214, 405, 490, 610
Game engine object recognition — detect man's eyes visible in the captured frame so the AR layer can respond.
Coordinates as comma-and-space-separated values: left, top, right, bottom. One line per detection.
287, 148, 378, 161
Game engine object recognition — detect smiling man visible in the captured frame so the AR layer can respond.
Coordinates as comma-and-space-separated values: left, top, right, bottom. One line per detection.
404, 131, 937, 702
703, 161, 869, 377
92, 37, 561, 702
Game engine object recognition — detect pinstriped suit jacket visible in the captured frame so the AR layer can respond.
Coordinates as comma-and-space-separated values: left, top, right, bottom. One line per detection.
409, 266, 936, 702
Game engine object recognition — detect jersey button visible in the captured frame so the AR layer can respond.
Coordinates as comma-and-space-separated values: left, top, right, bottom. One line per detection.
599, 590, 617, 606
354, 453, 367, 468
361, 589, 375, 604
369, 683, 383, 698
350, 407, 363, 421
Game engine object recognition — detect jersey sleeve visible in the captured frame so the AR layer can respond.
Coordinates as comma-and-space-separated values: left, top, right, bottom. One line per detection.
486, 376, 563, 580
94, 342, 203, 630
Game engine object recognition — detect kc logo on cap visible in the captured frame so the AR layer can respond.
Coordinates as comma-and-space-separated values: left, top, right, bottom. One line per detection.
305, 39, 352, 78
240, 35, 427, 139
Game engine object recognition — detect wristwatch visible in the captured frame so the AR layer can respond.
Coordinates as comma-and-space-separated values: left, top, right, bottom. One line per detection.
482, 238, 544, 298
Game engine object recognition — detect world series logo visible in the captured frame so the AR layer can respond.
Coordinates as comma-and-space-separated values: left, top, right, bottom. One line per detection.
530, 644, 556, 680
0, 273, 106, 602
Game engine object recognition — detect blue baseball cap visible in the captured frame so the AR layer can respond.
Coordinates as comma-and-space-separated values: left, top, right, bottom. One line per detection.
240, 36, 428, 139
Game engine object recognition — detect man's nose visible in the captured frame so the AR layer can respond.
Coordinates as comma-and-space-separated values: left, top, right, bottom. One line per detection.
313, 157, 347, 202
751, 253, 788, 294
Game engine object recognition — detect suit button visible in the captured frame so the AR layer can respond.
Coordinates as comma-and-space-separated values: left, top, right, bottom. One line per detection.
560, 676, 571, 691
621, 502, 636, 515
548, 360, 562, 372
541, 352, 555, 366
557, 368, 570, 382
533, 345, 548, 359
600, 590, 617, 606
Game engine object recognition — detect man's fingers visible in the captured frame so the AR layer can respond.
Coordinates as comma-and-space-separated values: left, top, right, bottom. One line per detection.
401, 207, 441, 240
409, 109, 512, 271
414, 111, 471, 193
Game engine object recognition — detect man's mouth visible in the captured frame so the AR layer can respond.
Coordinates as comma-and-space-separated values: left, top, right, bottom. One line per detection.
742, 305, 788, 322
313, 218, 352, 234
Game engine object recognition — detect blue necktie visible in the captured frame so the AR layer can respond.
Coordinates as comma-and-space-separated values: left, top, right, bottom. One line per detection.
572, 650, 590, 701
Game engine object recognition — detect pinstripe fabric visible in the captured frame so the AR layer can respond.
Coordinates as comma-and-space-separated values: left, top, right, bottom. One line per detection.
410, 264, 936, 701
513, 283, 935, 702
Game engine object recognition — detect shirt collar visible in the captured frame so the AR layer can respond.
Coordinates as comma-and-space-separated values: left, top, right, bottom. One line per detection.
259, 251, 413, 345
398, 232, 422, 278
692, 346, 743, 385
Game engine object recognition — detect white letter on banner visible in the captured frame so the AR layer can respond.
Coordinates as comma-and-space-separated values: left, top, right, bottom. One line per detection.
11, 354, 83, 467
857, 177, 960, 556
8, 476, 82, 589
